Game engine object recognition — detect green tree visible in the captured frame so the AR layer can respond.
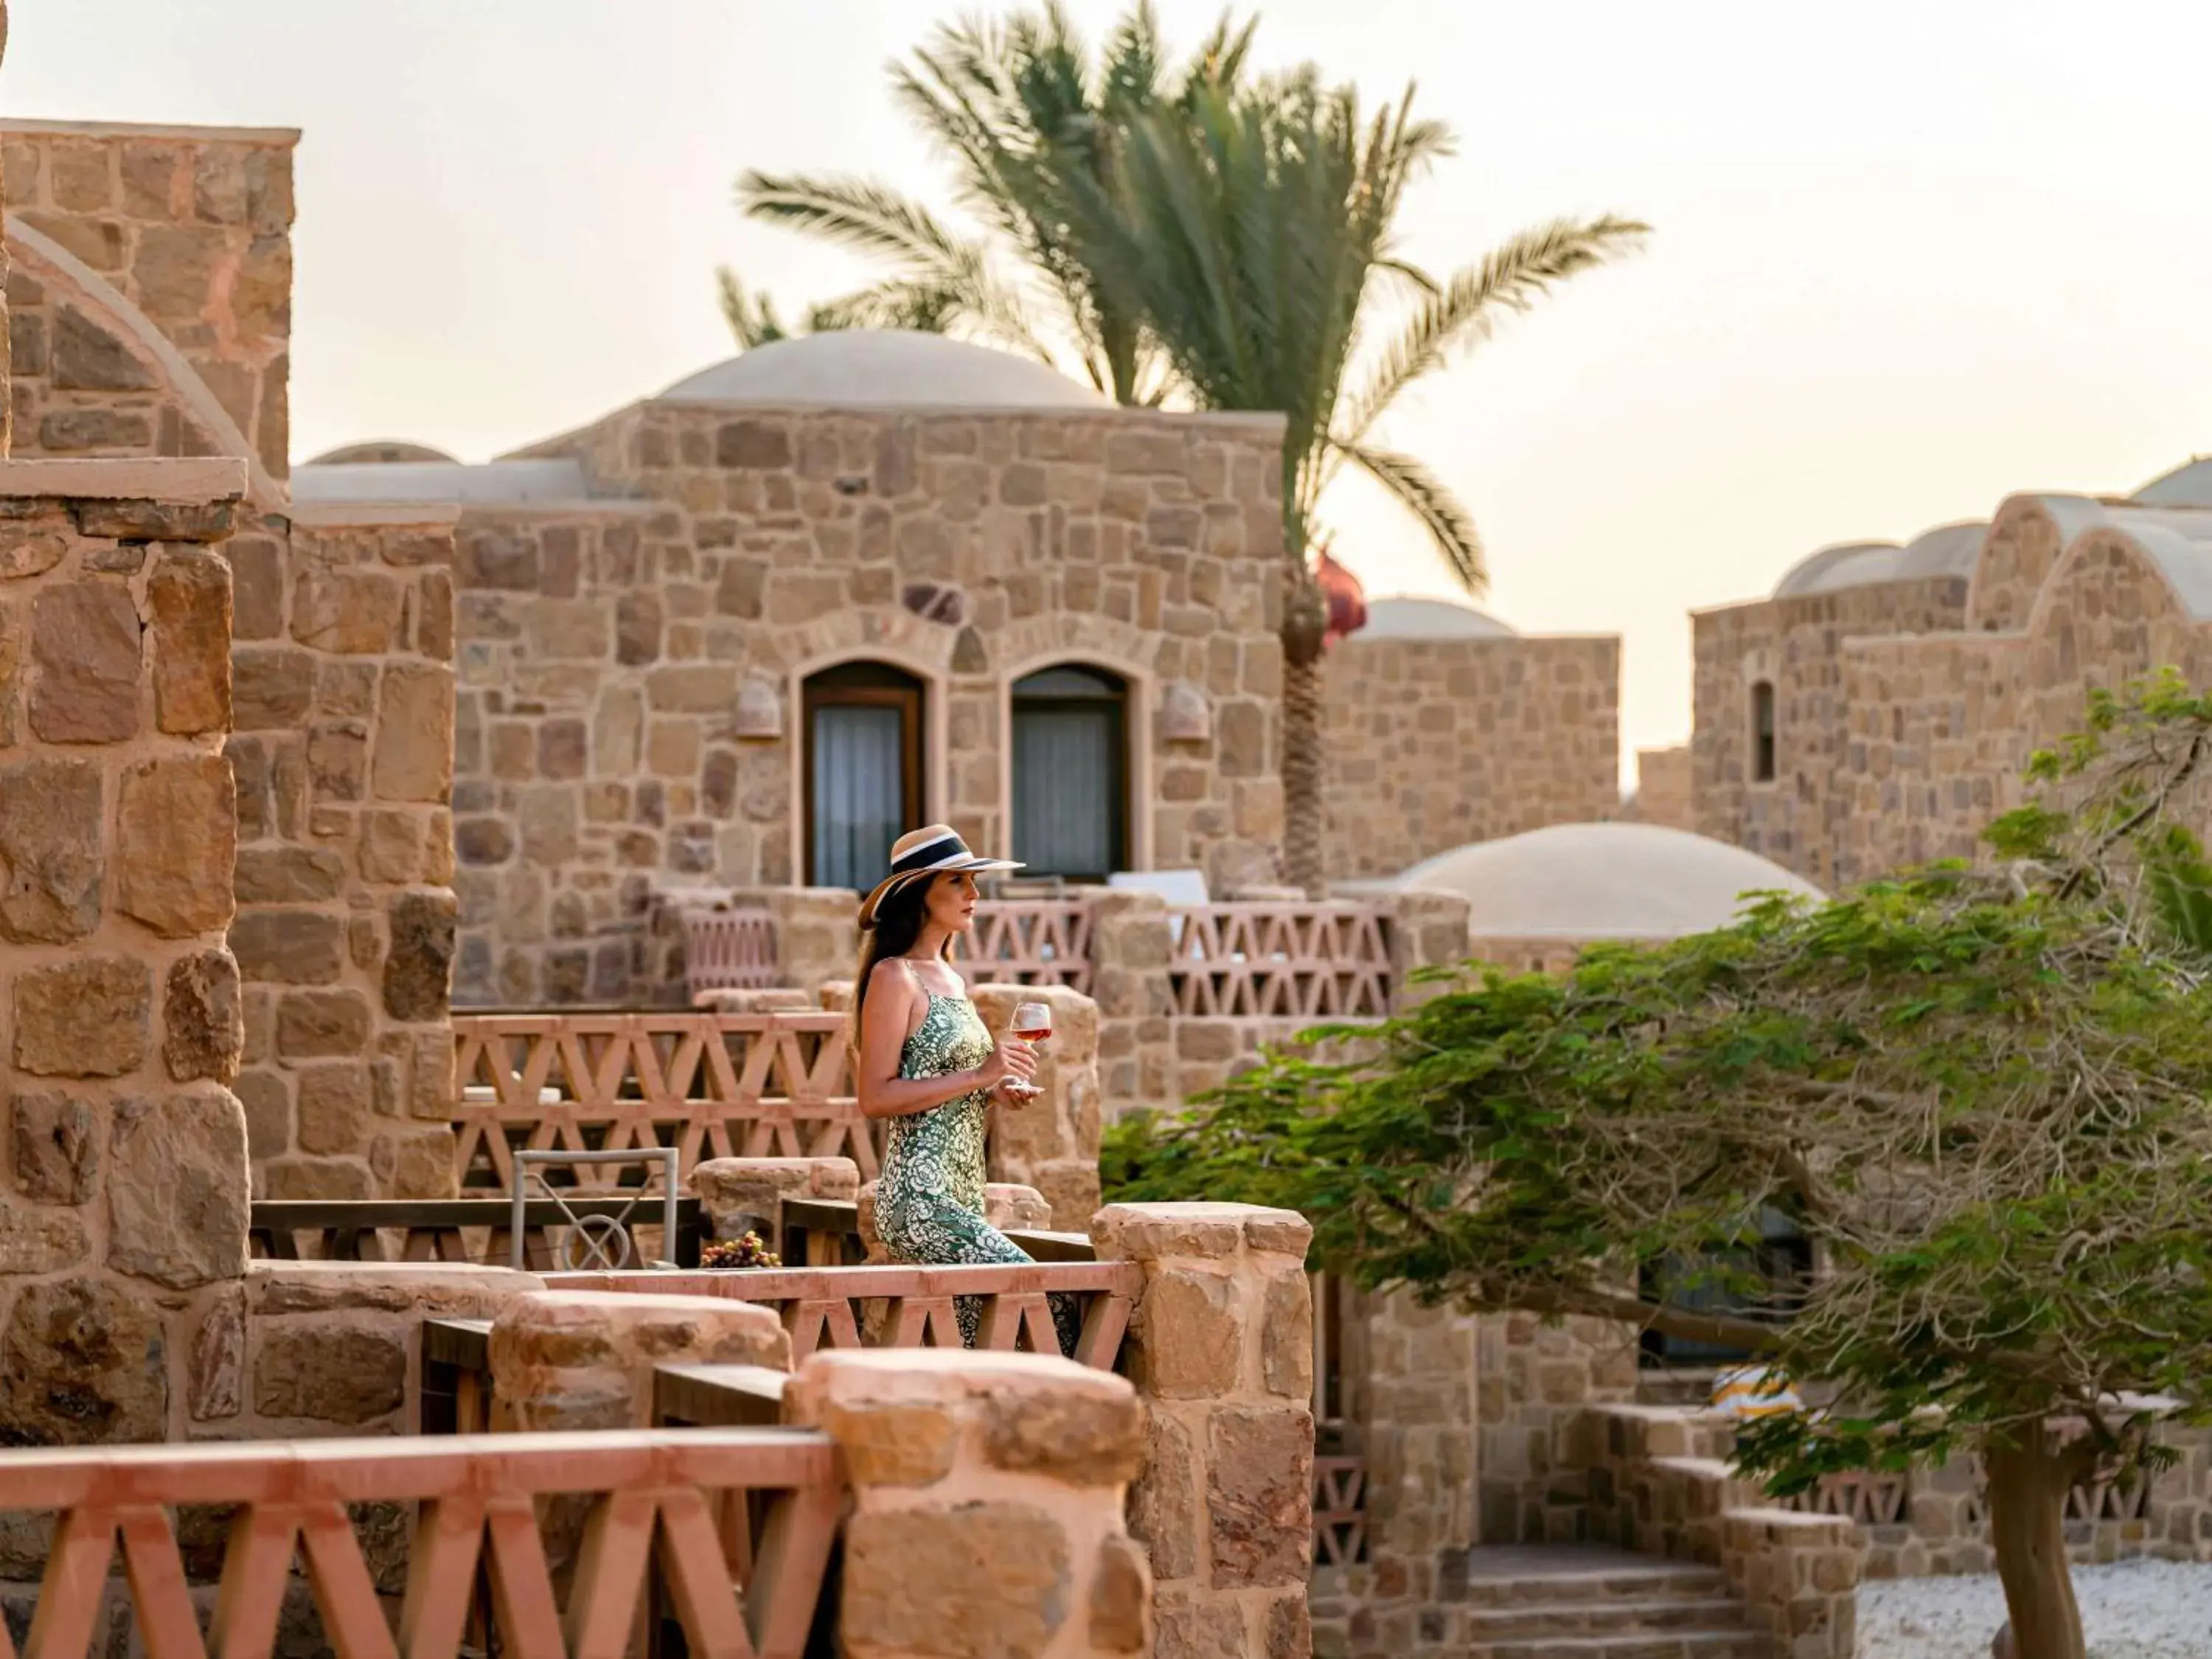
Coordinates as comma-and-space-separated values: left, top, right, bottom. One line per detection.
1056, 72, 1644, 891
735, 2, 1254, 402
714, 268, 960, 349
1107, 673, 2212, 1659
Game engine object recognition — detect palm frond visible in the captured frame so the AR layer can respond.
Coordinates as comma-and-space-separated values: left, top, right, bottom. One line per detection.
1338, 213, 1648, 448
717, 268, 792, 350
740, 170, 975, 270
1332, 439, 1488, 596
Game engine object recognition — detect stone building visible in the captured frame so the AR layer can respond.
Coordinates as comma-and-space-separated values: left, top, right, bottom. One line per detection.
1, 119, 460, 1202
1693, 461, 2212, 886
1318, 596, 1619, 882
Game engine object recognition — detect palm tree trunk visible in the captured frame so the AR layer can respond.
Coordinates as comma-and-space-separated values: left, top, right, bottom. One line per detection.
1280, 569, 1330, 897
1983, 1430, 2087, 1659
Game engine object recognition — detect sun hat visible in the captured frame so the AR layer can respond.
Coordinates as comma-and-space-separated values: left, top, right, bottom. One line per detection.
856, 825, 1023, 929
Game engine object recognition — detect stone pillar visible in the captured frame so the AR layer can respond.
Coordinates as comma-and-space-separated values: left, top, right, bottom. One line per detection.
1341, 1290, 1478, 1603
1087, 890, 1175, 1118
487, 1287, 790, 1432
0, 459, 250, 1445
1375, 889, 1471, 1010
1723, 1510, 1858, 1659
228, 507, 460, 1201
969, 981, 1104, 1222
0, 1, 11, 460
787, 1347, 1152, 1659
1092, 1202, 1315, 1659
729, 885, 858, 995
689, 1154, 859, 1247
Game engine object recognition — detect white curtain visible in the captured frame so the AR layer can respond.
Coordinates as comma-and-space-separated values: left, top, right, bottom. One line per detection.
813, 705, 903, 889
1013, 704, 1116, 877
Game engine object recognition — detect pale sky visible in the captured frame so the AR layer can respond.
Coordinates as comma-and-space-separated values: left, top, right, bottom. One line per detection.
13, 1, 2212, 785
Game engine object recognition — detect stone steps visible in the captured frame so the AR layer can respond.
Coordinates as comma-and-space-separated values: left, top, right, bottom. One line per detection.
1468, 1596, 1753, 1638
1461, 1565, 1731, 1608
1468, 1632, 1767, 1659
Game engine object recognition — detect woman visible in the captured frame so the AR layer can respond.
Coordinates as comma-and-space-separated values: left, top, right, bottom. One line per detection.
852, 825, 1079, 1354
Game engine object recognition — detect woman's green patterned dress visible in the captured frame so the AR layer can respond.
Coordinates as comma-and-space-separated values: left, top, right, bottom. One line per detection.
874, 990, 1079, 1353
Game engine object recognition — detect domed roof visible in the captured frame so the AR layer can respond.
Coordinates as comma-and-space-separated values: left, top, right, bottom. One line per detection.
1771, 540, 1902, 599
2133, 457, 2212, 507
306, 440, 460, 466
1394, 821, 1825, 939
656, 331, 1110, 411
1894, 520, 1986, 580
1355, 596, 1518, 639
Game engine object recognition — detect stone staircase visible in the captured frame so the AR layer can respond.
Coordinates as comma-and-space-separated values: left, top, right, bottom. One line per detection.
1463, 1545, 1769, 1659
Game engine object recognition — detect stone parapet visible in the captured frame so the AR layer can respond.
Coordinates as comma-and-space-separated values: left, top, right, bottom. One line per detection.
1093, 1201, 1314, 1659
690, 1153, 860, 1244
229, 1259, 540, 1438
0, 458, 251, 1447
487, 1287, 790, 1433
788, 1346, 1151, 1659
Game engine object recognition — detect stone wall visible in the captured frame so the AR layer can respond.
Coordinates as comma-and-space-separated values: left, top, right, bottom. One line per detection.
1692, 576, 1967, 887
1478, 1310, 1641, 1545
1319, 633, 1619, 881
460, 403, 1287, 1006
227, 504, 459, 1200
0, 119, 295, 484
1625, 742, 1691, 830
0, 457, 251, 1447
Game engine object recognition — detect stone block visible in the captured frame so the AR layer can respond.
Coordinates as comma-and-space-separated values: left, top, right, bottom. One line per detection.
372, 664, 455, 801
146, 546, 232, 735
29, 579, 139, 742
1089, 1534, 1151, 1652
0, 1198, 90, 1274
188, 1288, 246, 1421
229, 909, 345, 984
0, 757, 102, 943
293, 566, 403, 653
116, 754, 235, 937
233, 846, 344, 904
0, 1276, 167, 1445
274, 988, 372, 1059
1207, 1405, 1315, 1587
295, 1063, 371, 1156
382, 889, 455, 1021
13, 955, 150, 1077
161, 947, 244, 1083
10, 1092, 97, 1206
106, 1091, 249, 1289
842, 1503, 1072, 1659
253, 1323, 407, 1424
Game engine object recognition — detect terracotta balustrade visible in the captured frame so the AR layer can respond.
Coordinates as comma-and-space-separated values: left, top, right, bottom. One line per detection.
1166, 902, 1393, 1018
1312, 1455, 1369, 1566
951, 898, 1096, 994
0, 1428, 839, 1659
451, 1011, 872, 1190
546, 1262, 1139, 1371
683, 905, 782, 998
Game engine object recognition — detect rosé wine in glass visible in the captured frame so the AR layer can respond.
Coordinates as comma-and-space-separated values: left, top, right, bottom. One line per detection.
1003, 1001, 1051, 1099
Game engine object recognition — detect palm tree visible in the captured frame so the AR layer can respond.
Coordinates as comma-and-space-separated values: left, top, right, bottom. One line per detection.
715, 268, 961, 349
1056, 71, 1646, 893
735, 2, 1253, 403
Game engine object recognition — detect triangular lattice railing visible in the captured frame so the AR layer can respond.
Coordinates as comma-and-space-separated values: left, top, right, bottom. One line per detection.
0, 1429, 839, 1659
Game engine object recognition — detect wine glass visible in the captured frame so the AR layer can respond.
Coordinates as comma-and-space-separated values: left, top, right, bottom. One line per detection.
1003, 1001, 1051, 1100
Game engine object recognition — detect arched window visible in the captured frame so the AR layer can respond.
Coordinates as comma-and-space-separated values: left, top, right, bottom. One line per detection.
1750, 680, 1777, 783
1011, 664, 1129, 880
804, 661, 924, 889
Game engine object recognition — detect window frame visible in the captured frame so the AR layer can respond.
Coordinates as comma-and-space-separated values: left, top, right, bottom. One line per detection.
1750, 678, 1778, 785
801, 661, 925, 887
1009, 663, 1131, 883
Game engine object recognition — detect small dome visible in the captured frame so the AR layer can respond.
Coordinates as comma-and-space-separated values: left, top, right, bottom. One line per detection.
1771, 540, 1902, 599
1354, 596, 1517, 640
1395, 822, 1824, 939
1893, 520, 1986, 580
2133, 457, 2212, 507
657, 331, 1110, 411
305, 440, 460, 466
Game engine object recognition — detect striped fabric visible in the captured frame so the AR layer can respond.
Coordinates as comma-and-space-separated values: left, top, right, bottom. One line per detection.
1709, 1366, 1802, 1419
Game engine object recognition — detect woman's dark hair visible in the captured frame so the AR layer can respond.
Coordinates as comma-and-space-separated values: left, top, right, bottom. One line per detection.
851, 875, 950, 1046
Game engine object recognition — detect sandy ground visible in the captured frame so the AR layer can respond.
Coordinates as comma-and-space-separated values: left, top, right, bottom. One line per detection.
1860, 1559, 2212, 1658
